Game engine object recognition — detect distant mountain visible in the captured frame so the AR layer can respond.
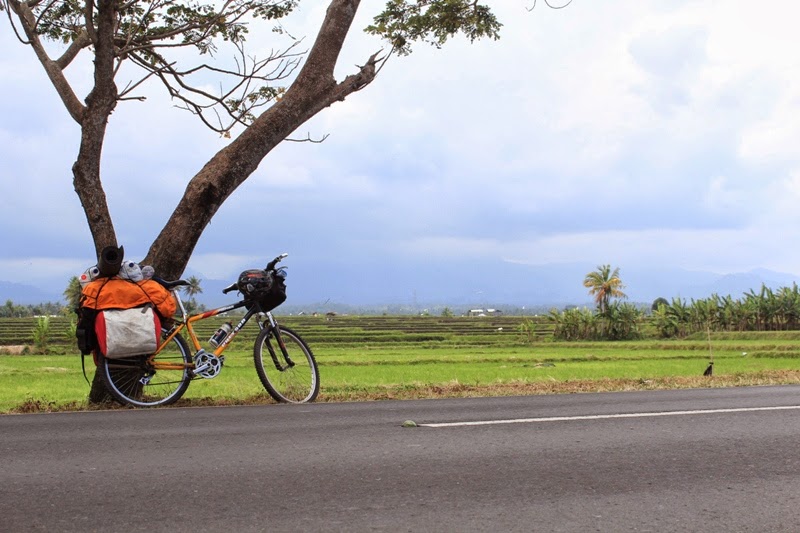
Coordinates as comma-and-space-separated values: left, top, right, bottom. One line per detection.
0, 281, 63, 305
184, 260, 800, 311
2, 260, 799, 311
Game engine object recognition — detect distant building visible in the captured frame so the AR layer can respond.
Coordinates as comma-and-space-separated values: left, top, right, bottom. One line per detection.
467, 309, 502, 317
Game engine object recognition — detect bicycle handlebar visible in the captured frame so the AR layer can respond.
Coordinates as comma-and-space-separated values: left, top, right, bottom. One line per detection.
266, 253, 288, 271
220, 253, 288, 295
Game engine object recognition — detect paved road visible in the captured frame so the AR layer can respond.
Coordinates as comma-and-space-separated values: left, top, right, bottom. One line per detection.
2, 386, 800, 532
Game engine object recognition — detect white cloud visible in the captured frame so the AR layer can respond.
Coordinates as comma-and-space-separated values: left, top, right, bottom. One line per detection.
187, 253, 263, 279
395, 236, 503, 259
0, 258, 89, 286
498, 227, 765, 273
5, 0, 800, 297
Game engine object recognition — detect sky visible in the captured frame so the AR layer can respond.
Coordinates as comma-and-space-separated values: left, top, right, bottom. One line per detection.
2, 0, 800, 302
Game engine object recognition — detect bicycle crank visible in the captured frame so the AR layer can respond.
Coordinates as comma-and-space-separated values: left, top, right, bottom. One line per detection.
192, 350, 223, 379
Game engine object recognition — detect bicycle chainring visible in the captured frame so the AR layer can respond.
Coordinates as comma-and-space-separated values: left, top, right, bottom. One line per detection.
193, 350, 222, 379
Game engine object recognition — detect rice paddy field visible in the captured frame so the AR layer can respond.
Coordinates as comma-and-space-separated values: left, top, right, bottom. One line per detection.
2, 315, 800, 413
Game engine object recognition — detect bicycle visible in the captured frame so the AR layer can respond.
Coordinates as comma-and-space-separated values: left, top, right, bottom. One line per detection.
98, 253, 320, 407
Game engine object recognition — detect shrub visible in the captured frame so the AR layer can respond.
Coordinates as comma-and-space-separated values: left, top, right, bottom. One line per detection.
32, 316, 51, 354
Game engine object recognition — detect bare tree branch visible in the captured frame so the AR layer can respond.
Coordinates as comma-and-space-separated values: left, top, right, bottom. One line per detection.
55, 29, 91, 68
7, 0, 86, 123
83, 0, 96, 45
528, 0, 574, 11
123, 35, 304, 133
2, 0, 32, 45
285, 132, 330, 143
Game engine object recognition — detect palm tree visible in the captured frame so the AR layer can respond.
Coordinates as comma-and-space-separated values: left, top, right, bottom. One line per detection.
63, 276, 82, 311
182, 276, 203, 298
583, 265, 627, 315
181, 276, 204, 314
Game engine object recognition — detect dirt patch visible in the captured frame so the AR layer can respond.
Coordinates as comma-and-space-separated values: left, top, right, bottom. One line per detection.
0, 345, 29, 355
317, 370, 800, 402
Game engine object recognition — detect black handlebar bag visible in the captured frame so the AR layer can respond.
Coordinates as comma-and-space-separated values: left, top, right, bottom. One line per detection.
237, 269, 287, 311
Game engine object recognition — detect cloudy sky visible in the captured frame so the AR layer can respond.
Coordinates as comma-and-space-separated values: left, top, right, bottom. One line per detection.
2, 0, 800, 299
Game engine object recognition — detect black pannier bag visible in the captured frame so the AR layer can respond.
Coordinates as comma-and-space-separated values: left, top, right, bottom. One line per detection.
237, 269, 286, 311
75, 306, 98, 355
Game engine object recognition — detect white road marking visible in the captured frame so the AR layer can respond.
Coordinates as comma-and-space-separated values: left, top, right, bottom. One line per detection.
419, 405, 800, 428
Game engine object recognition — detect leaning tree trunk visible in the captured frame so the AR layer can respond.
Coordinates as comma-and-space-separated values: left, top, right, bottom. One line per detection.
143, 0, 378, 279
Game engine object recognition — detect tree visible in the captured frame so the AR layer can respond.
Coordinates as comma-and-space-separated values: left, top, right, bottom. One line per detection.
183, 276, 203, 299
548, 306, 597, 341
1, 300, 25, 318
63, 276, 82, 311
583, 264, 626, 315
602, 301, 641, 340
651, 297, 669, 312
182, 276, 204, 314
0, 0, 529, 279
4, 0, 569, 402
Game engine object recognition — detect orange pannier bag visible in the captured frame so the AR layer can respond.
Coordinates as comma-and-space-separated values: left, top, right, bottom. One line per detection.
79, 277, 177, 359
81, 277, 176, 318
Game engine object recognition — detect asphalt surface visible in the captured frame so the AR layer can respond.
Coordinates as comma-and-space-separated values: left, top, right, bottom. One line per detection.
2, 386, 800, 532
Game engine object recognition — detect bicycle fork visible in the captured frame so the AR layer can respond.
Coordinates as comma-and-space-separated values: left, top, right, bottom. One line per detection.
262, 313, 295, 371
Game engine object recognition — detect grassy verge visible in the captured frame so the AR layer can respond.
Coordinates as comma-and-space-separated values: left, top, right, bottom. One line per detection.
3, 336, 800, 413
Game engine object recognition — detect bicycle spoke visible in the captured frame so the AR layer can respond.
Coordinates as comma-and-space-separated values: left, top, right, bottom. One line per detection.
101, 331, 193, 407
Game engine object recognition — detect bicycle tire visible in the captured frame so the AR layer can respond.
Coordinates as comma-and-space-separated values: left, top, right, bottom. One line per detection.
254, 325, 319, 403
100, 330, 193, 407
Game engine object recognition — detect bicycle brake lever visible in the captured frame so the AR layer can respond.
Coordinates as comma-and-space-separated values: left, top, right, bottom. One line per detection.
222, 282, 238, 294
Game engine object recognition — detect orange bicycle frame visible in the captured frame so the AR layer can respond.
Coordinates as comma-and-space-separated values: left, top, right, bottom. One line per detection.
149, 298, 259, 371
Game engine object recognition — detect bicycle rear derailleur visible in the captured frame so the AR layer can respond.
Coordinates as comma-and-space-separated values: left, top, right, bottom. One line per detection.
192, 349, 224, 379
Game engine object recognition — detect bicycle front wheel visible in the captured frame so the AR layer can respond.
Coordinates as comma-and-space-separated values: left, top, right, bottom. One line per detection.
100, 331, 193, 407
254, 325, 319, 403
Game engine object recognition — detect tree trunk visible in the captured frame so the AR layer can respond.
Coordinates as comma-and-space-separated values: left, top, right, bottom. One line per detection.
79, 0, 126, 402
144, 0, 373, 278
72, 0, 120, 257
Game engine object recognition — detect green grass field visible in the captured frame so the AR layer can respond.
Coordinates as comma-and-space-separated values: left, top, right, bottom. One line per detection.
2, 315, 800, 413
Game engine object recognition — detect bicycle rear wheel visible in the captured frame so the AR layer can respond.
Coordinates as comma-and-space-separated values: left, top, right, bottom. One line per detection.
100, 331, 193, 407
254, 325, 319, 403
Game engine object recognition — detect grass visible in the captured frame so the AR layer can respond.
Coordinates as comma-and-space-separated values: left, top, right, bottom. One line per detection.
0, 358, 93, 412
3, 343, 800, 413
3, 316, 800, 413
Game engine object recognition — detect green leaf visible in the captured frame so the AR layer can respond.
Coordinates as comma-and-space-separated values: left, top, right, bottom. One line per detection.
366, 0, 501, 55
